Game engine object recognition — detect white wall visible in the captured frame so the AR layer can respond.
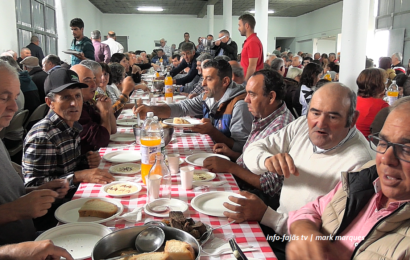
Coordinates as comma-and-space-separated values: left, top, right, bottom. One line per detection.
0, 0, 18, 53
55, 0, 102, 63
316, 39, 337, 54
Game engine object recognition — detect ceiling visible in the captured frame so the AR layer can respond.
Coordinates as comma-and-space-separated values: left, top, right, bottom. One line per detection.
89, 0, 343, 18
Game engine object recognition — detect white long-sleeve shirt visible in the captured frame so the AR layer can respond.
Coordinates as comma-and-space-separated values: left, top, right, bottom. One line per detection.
102, 38, 124, 54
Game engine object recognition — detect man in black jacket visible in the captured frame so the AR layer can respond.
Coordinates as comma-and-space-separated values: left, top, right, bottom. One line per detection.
26, 36, 44, 67
212, 30, 238, 61
169, 43, 198, 85
20, 56, 47, 103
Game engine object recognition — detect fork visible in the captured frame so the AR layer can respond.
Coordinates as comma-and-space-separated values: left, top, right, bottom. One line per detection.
201, 245, 254, 257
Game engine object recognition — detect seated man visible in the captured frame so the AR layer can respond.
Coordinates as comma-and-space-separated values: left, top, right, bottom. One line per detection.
203, 69, 294, 189
169, 43, 199, 86
151, 49, 169, 66
286, 100, 410, 260
135, 59, 253, 152
185, 53, 212, 99
0, 60, 61, 244
223, 83, 375, 259
71, 64, 117, 154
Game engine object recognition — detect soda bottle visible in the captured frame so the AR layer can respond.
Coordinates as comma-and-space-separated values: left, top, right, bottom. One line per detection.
155, 71, 160, 78
387, 80, 399, 106
164, 72, 174, 99
140, 112, 161, 184
146, 152, 171, 203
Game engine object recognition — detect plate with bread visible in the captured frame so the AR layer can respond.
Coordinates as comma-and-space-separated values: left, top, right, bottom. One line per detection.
103, 181, 142, 197
162, 118, 202, 127
35, 222, 111, 260
55, 198, 124, 224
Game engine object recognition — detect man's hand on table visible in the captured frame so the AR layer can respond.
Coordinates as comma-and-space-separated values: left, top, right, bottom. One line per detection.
73, 168, 114, 184
86, 151, 101, 169
223, 190, 267, 223
203, 156, 233, 173
264, 153, 299, 178
191, 118, 214, 135
213, 143, 240, 160
0, 240, 74, 260
136, 83, 149, 92
10, 190, 58, 219
133, 105, 150, 120
37, 179, 69, 199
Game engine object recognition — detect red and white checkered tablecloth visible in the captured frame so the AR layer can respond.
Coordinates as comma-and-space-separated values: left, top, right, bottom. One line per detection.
72, 103, 277, 260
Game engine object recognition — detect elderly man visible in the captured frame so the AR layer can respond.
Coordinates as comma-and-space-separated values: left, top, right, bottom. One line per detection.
314, 52, 321, 61
26, 36, 44, 66
291, 55, 303, 69
212, 30, 238, 61
16, 47, 31, 68
151, 49, 169, 66
42, 54, 61, 74
159, 38, 172, 57
178, 32, 196, 51
169, 43, 199, 85
238, 14, 263, 81
102, 31, 124, 54
229, 61, 245, 86
203, 69, 294, 187
286, 99, 410, 260
135, 59, 253, 152
91, 30, 111, 63
69, 18, 95, 65
391, 52, 406, 74
71, 64, 116, 154
264, 54, 277, 69
20, 56, 47, 102
223, 83, 375, 258
0, 60, 62, 244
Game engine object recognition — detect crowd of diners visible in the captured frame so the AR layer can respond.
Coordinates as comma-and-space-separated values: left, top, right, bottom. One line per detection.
0, 13, 410, 260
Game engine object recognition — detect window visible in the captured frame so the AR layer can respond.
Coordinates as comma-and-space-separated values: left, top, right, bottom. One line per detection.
15, 0, 57, 56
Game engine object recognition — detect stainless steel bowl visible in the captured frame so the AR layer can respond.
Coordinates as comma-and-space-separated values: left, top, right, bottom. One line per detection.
92, 225, 201, 260
153, 80, 165, 91
163, 127, 174, 146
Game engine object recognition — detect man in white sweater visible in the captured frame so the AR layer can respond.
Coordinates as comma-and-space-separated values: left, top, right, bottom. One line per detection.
223, 83, 375, 259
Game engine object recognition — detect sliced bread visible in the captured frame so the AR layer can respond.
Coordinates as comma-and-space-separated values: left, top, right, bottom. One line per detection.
78, 199, 118, 218
164, 239, 195, 260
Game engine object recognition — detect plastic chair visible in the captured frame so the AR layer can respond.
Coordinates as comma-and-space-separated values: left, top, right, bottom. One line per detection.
1, 110, 29, 156
24, 103, 48, 132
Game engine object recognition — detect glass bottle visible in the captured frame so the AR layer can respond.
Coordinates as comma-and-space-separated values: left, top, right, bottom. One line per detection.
140, 112, 161, 184
146, 152, 171, 204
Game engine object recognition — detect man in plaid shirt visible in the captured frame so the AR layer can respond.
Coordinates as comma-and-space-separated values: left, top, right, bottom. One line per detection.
203, 69, 294, 194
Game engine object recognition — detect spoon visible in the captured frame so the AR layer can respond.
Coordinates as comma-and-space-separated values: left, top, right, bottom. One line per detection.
145, 202, 170, 213
199, 220, 236, 243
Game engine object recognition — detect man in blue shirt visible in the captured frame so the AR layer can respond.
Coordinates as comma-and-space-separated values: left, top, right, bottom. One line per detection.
69, 18, 95, 65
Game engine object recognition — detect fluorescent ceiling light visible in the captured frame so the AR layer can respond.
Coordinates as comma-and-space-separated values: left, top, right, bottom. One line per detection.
249, 10, 274, 14
137, 7, 163, 12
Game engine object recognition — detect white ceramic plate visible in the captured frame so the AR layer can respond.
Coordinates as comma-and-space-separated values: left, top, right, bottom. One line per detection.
55, 198, 124, 224
185, 153, 230, 167
102, 181, 142, 198
110, 133, 135, 143
193, 170, 216, 182
162, 118, 202, 128
191, 191, 245, 217
114, 175, 138, 182
173, 95, 186, 100
107, 143, 132, 148
109, 163, 141, 175
120, 109, 134, 115
62, 50, 81, 55
144, 198, 188, 217
116, 119, 140, 126
103, 151, 141, 163
35, 223, 111, 260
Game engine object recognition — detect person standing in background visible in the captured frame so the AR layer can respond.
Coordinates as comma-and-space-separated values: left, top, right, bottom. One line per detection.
69, 18, 95, 65
91, 30, 111, 63
26, 36, 44, 67
102, 31, 124, 54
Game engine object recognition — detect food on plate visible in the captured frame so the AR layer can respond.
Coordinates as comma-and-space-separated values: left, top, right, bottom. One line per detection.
162, 211, 207, 240
106, 183, 138, 195
193, 172, 213, 181
173, 118, 190, 124
161, 121, 172, 129
164, 240, 195, 260
116, 165, 139, 173
78, 199, 117, 218
127, 252, 170, 260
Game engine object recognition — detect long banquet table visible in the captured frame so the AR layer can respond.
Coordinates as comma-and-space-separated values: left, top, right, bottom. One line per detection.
72, 91, 277, 260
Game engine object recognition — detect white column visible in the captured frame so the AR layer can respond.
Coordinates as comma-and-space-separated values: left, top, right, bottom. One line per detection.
207, 5, 214, 36
339, 0, 370, 92
366, 0, 376, 58
255, 0, 269, 56
223, 0, 232, 34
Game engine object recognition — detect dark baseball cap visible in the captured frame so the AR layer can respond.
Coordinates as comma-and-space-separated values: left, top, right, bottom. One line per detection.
44, 68, 88, 95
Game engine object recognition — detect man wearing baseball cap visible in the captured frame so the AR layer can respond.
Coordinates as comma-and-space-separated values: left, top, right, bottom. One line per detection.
22, 69, 114, 230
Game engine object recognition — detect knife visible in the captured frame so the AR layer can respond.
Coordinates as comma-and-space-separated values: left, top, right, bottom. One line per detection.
229, 238, 248, 260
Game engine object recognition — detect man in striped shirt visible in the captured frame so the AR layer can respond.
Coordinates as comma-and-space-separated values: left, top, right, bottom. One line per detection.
203, 69, 294, 192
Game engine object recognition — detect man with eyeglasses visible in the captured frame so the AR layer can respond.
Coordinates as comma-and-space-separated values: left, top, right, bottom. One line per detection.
169, 42, 199, 86
286, 98, 410, 260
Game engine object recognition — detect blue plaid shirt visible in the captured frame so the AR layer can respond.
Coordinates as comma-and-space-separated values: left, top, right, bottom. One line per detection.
22, 110, 84, 184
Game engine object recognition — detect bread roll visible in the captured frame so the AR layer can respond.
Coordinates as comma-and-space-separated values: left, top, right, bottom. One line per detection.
173, 118, 190, 124
164, 239, 195, 260
78, 199, 118, 218
128, 252, 170, 260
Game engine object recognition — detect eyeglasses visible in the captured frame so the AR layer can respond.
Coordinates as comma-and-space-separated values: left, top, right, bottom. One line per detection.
368, 134, 410, 163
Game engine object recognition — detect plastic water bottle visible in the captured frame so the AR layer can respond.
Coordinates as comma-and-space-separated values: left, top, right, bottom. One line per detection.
387, 80, 399, 106
140, 112, 161, 185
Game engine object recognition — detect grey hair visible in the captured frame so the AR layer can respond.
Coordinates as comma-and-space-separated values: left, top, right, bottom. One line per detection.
31, 35, 39, 43
0, 60, 19, 79
0, 52, 12, 58
219, 29, 230, 37
181, 42, 195, 53
270, 58, 284, 72
20, 47, 30, 53
294, 55, 302, 63
109, 62, 125, 85
46, 92, 56, 101
214, 55, 231, 62
392, 52, 403, 62
286, 67, 303, 80
232, 66, 244, 78
91, 30, 101, 39
43, 54, 61, 66
197, 53, 212, 62
0, 56, 21, 72
6, 50, 16, 56
80, 60, 102, 75
160, 38, 166, 42
389, 96, 410, 112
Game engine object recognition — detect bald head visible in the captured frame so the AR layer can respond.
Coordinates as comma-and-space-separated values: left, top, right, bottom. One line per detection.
108, 31, 116, 39
71, 64, 96, 102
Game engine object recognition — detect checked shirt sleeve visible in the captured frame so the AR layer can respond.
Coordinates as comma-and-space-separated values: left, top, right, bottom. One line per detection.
22, 136, 57, 178
260, 172, 285, 196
